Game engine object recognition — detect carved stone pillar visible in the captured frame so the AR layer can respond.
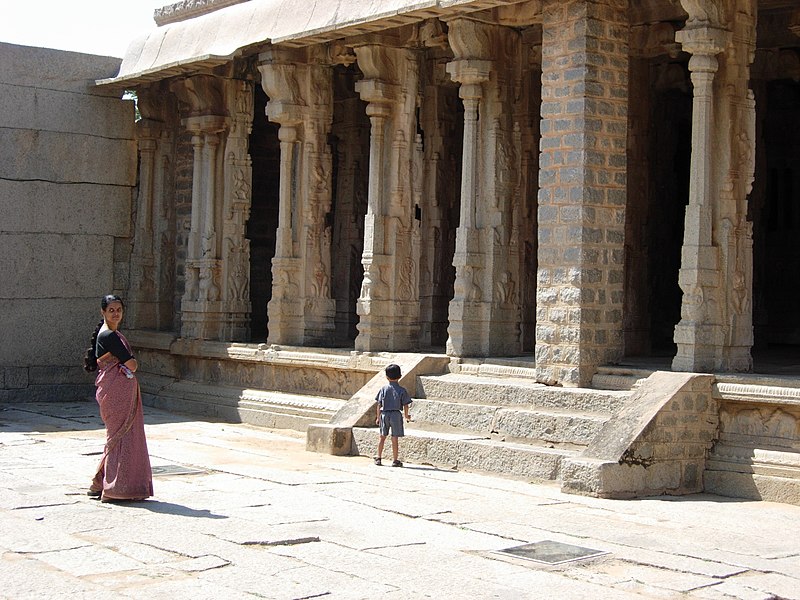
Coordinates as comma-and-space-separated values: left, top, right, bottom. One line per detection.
127, 123, 158, 328
171, 75, 233, 340
182, 115, 227, 337
671, 29, 726, 371
219, 79, 254, 341
258, 48, 336, 346
352, 44, 421, 352
445, 18, 523, 358
673, 0, 754, 372
445, 57, 489, 356
127, 83, 178, 331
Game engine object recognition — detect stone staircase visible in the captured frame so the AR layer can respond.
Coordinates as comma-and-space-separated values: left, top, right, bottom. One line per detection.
351, 370, 632, 482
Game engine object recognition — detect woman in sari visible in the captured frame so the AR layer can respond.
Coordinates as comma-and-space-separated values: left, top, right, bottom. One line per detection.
83, 294, 153, 502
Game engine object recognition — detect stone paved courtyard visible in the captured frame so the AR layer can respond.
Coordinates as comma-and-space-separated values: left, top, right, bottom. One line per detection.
1, 401, 798, 599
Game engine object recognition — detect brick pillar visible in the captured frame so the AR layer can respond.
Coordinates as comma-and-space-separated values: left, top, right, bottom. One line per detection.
536, 0, 629, 387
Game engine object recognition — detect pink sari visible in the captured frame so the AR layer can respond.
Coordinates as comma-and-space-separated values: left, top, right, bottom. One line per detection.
90, 332, 153, 501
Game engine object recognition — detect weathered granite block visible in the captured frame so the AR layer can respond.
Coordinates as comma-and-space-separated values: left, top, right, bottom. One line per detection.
0, 298, 100, 367
0, 181, 130, 236
0, 42, 122, 94
0, 83, 134, 138
306, 424, 353, 456
0, 129, 136, 186
1, 234, 114, 298
3, 367, 28, 389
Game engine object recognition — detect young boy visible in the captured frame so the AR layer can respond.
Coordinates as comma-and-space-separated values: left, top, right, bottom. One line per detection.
374, 363, 412, 467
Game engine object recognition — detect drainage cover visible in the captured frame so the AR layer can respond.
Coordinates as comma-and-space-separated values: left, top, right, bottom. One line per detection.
151, 464, 205, 476
495, 540, 608, 565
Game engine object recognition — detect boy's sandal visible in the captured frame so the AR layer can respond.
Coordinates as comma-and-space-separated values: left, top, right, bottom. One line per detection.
373, 457, 382, 466
391, 460, 403, 467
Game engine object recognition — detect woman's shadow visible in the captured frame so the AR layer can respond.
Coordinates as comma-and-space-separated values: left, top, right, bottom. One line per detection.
127, 500, 228, 519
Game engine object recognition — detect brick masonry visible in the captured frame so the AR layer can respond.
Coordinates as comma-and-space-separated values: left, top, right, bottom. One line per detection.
536, 0, 629, 386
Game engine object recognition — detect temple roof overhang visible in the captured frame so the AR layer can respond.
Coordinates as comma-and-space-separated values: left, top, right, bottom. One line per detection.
96, 0, 519, 88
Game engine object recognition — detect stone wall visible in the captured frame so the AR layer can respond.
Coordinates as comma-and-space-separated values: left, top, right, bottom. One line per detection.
0, 43, 136, 401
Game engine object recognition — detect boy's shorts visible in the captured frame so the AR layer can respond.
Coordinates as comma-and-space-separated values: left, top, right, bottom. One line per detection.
379, 411, 405, 437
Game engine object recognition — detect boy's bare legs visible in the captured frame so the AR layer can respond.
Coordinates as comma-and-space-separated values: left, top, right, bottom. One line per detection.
376, 435, 387, 463
391, 436, 399, 461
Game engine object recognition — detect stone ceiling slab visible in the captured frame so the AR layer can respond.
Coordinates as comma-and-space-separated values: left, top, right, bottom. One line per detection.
97, 0, 520, 87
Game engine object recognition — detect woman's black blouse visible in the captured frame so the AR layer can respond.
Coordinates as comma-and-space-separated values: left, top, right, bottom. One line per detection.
96, 329, 133, 364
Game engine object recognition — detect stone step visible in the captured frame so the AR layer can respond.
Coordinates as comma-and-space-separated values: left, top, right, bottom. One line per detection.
417, 373, 629, 413
139, 374, 346, 431
591, 365, 653, 391
352, 424, 580, 481
410, 398, 609, 446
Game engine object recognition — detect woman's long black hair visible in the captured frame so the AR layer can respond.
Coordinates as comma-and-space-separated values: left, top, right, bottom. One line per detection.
83, 295, 124, 372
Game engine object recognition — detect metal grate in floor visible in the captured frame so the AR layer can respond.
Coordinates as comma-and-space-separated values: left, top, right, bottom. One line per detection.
495, 540, 608, 565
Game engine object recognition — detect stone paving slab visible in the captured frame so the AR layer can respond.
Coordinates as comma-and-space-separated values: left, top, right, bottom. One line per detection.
1, 401, 798, 600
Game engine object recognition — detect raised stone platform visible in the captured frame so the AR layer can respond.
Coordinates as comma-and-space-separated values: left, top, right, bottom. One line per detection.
128, 330, 379, 431
704, 379, 800, 504
120, 332, 800, 505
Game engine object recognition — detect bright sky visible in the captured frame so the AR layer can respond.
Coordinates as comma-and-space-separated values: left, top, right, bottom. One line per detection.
0, 0, 166, 58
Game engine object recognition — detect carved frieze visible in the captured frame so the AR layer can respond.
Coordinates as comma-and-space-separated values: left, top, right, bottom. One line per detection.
720, 404, 799, 445
154, 0, 247, 26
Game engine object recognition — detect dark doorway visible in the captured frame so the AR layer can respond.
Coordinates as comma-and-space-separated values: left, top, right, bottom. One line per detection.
753, 79, 800, 351
624, 59, 691, 357
419, 61, 463, 350
330, 64, 369, 346
648, 82, 691, 354
247, 85, 280, 342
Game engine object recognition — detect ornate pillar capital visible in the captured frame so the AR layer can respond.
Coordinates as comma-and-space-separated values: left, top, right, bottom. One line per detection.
676, 25, 730, 61
135, 118, 162, 142
443, 17, 497, 61
170, 74, 226, 118
256, 52, 306, 127
183, 114, 228, 135
445, 59, 492, 97
354, 79, 398, 107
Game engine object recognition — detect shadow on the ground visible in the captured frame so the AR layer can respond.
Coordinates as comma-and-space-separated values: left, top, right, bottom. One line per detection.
126, 499, 228, 519
0, 400, 231, 434
401, 464, 457, 474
